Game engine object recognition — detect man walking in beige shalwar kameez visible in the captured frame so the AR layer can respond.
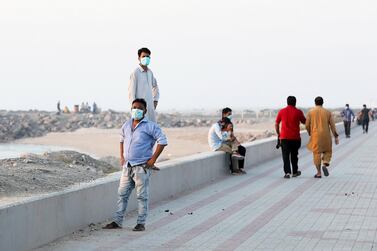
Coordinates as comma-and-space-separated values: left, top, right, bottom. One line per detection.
306, 97, 339, 178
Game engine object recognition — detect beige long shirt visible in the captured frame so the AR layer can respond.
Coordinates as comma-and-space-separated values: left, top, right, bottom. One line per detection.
128, 66, 160, 122
306, 106, 339, 153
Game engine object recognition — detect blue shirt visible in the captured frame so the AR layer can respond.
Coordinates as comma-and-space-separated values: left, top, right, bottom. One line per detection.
120, 118, 168, 166
341, 108, 355, 122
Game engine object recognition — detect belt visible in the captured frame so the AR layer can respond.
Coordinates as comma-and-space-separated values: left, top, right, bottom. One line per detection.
127, 162, 147, 174
127, 162, 160, 171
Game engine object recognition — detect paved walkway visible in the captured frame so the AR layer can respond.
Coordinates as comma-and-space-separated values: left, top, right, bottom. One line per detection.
37, 124, 377, 251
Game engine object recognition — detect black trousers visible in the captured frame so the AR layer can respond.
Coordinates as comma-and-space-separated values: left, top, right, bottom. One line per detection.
280, 139, 301, 174
344, 121, 351, 136
362, 120, 369, 133
229, 145, 246, 172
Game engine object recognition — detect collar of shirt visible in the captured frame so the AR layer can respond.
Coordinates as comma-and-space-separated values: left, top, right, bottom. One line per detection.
131, 117, 148, 130
287, 105, 296, 109
138, 65, 149, 72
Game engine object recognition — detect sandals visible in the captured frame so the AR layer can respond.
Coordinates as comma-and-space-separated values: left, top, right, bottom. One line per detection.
314, 174, 322, 178
322, 166, 329, 177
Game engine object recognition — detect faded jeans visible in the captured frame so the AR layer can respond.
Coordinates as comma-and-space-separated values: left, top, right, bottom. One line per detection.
113, 164, 151, 226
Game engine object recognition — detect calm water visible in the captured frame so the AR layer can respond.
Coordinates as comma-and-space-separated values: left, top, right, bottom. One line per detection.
0, 144, 72, 159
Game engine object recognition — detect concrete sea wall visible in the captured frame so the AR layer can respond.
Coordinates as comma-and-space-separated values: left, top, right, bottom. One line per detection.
0, 123, 350, 251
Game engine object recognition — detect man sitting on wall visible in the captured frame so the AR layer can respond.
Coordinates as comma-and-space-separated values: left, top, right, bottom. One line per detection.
220, 107, 247, 174
208, 111, 246, 175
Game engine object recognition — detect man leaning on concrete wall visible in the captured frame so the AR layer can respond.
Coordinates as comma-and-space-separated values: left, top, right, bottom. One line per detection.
103, 98, 167, 231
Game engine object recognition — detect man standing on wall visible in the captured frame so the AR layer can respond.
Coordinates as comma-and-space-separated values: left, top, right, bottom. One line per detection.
128, 48, 160, 122
275, 96, 306, 179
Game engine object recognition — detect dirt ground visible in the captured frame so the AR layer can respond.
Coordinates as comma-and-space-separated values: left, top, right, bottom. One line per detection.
0, 151, 119, 204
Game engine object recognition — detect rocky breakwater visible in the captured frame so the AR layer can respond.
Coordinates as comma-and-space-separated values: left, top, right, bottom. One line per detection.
0, 110, 130, 143
0, 110, 222, 143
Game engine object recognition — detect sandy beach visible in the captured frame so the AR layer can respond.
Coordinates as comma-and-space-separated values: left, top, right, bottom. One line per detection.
16, 122, 276, 163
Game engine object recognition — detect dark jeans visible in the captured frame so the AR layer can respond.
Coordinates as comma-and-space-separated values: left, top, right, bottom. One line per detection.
344, 121, 351, 136
362, 120, 369, 133
229, 145, 246, 172
280, 139, 301, 174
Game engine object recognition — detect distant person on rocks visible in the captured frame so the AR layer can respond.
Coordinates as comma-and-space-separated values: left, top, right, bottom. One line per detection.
128, 47, 160, 122
306, 97, 339, 178
360, 104, 371, 134
208, 117, 245, 175
57, 101, 61, 115
275, 96, 306, 179
80, 102, 85, 113
219, 107, 247, 173
86, 102, 91, 113
341, 104, 355, 138
92, 102, 98, 114
103, 98, 167, 231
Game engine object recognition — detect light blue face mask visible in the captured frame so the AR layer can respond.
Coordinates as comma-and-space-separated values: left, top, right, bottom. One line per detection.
222, 131, 230, 140
131, 109, 144, 120
227, 115, 233, 120
140, 56, 151, 66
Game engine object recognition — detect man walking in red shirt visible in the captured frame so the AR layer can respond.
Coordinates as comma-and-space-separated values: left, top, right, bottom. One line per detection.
275, 96, 306, 178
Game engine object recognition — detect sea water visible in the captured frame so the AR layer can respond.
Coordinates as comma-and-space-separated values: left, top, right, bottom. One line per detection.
0, 144, 71, 159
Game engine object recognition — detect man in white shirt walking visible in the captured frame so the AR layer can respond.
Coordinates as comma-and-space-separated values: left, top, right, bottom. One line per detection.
128, 48, 160, 122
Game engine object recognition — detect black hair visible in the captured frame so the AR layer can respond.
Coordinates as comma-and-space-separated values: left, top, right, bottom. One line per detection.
138, 48, 151, 57
363, 104, 367, 108
346, 104, 349, 107
132, 98, 147, 109
222, 107, 232, 115
315, 96, 324, 106
287, 96, 296, 106
220, 117, 232, 129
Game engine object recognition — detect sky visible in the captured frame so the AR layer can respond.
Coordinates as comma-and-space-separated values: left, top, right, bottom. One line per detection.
0, 0, 377, 111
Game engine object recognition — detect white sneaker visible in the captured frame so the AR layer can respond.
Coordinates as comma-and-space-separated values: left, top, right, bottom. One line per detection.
231, 153, 244, 160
